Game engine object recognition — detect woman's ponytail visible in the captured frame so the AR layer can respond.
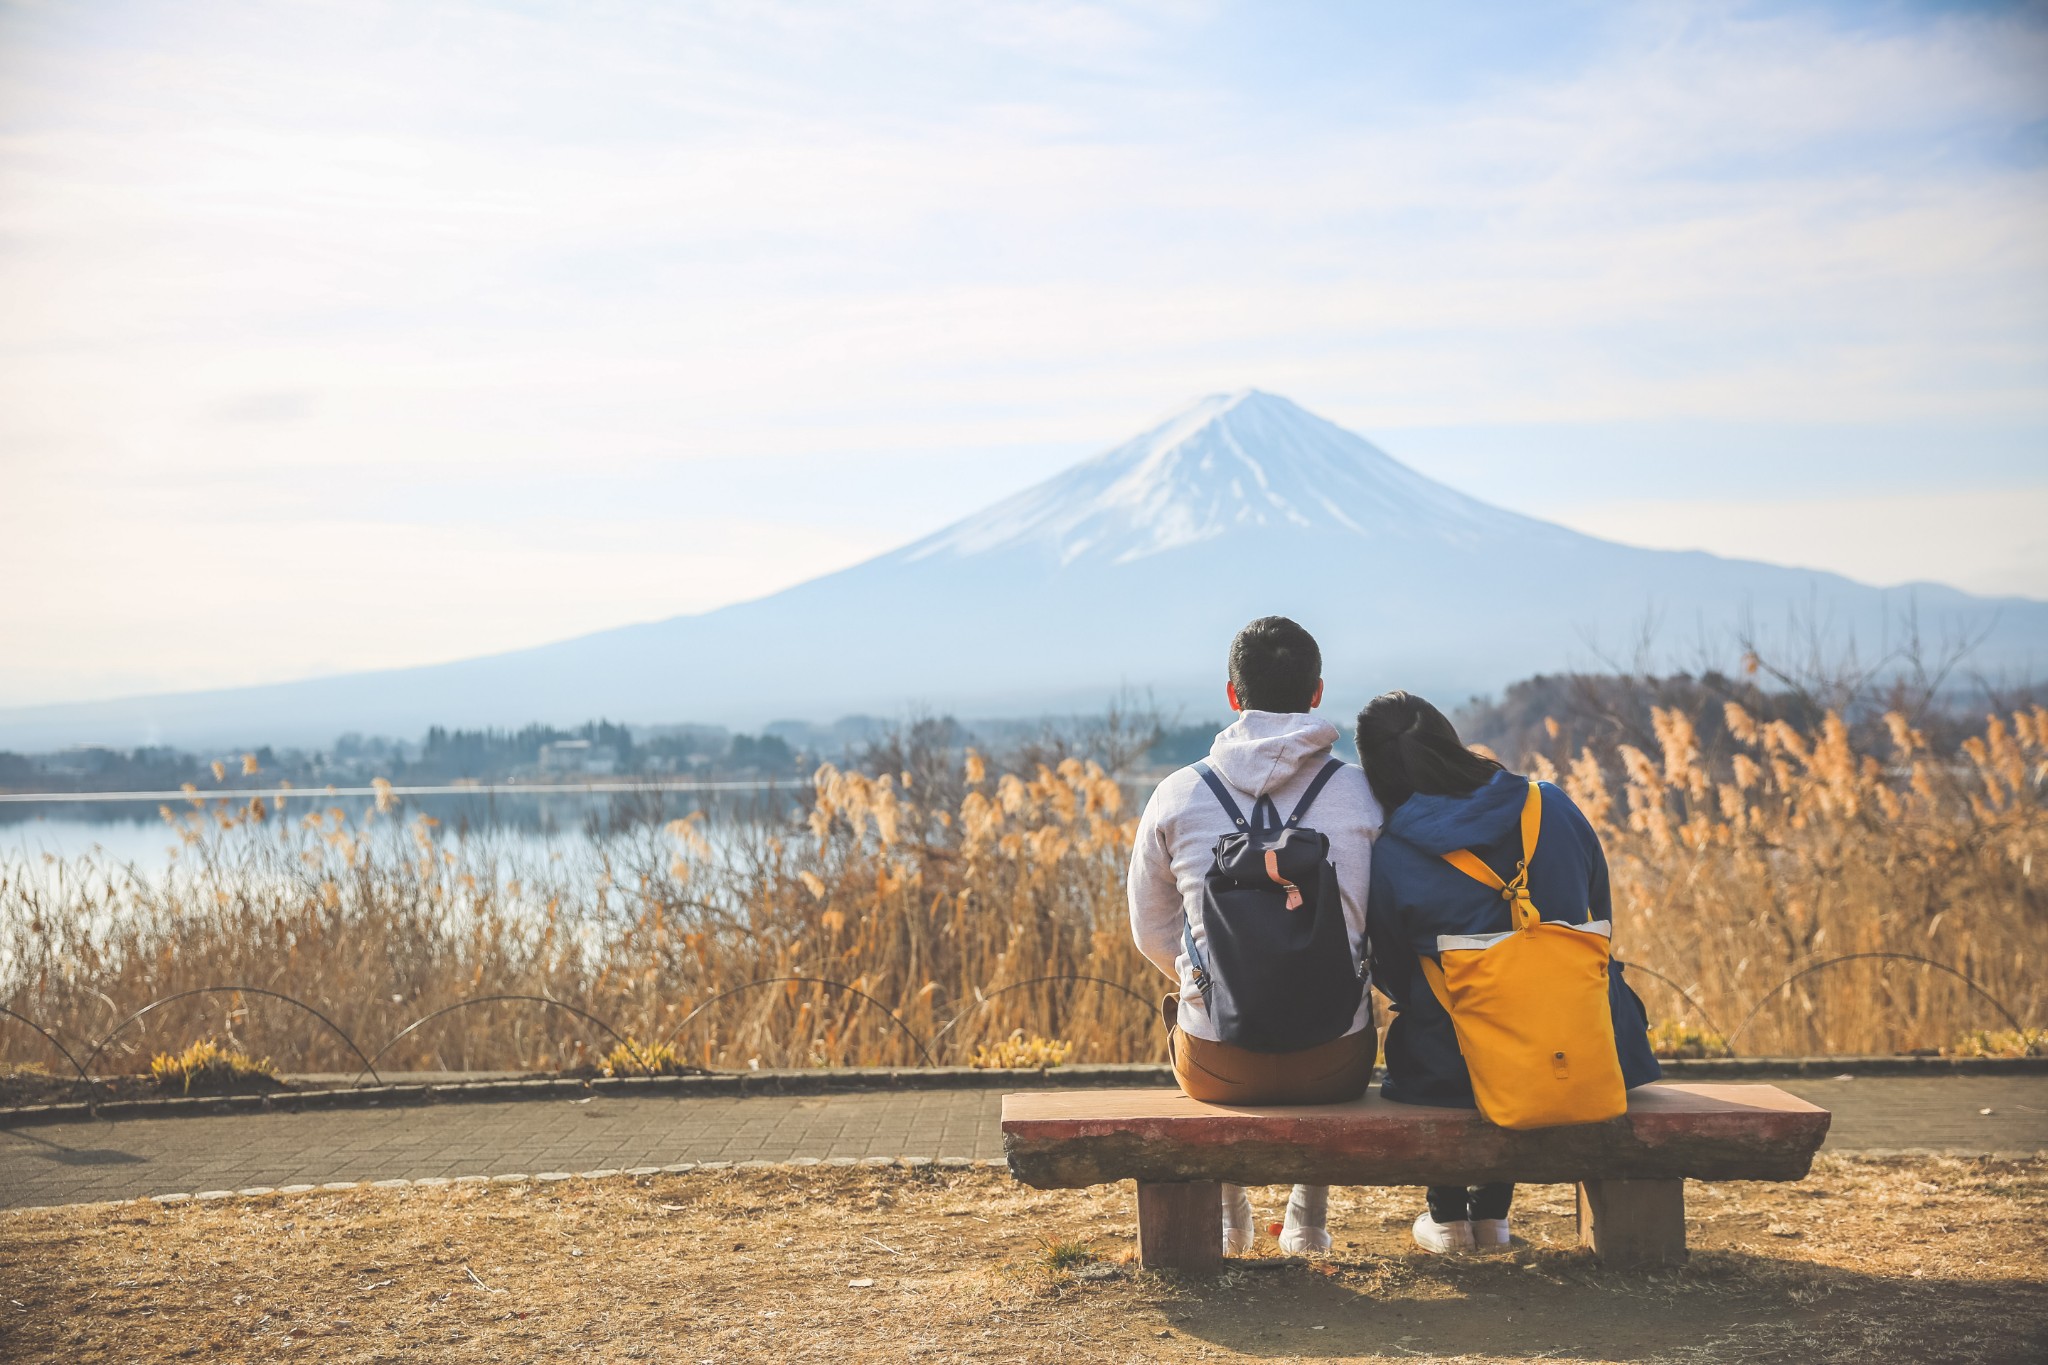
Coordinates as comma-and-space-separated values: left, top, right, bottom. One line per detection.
1355, 690, 1502, 813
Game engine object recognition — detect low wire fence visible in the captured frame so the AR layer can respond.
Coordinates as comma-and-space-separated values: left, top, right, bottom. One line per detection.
3, 950, 2037, 1093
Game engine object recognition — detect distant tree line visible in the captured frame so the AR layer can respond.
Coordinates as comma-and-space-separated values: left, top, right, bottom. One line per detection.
2, 651, 2034, 797
419, 720, 640, 776
0, 720, 808, 794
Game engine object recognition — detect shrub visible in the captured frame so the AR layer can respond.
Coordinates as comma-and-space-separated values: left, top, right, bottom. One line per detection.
600, 1038, 694, 1077
148, 1039, 278, 1095
1035, 1238, 1094, 1273
969, 1031, 1075, 1070
1646, 1019, 1733, 1059
1945, 1028, 2048, 1058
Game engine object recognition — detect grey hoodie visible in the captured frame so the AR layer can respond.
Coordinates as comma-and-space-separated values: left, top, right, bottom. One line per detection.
1127, 711, 1383, 1044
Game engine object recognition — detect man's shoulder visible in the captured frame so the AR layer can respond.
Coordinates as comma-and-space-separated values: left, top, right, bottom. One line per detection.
1136, 764, 1207, 825
1314, 761, 1384, 834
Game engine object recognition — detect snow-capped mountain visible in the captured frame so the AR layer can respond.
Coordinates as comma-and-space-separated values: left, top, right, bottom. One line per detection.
2, 392, 2041, 749
900, 390, 1570, 566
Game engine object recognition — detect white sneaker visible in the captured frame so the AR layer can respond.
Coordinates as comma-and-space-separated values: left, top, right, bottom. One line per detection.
1221, 1185, 1255, 1255
1277, 1224, 1332, 1254
1278, 1184, 1331, 1254
1412, 1211, 1475, 1254
1472, 1217, 1511, 1250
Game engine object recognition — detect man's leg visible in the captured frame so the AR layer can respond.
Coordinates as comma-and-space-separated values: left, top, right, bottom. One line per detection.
1279, 1184, 1331, 1253
1220, 1184, 1255, 1254
1166, 995, 1257, 1255
1273, 1028, 1375, 1252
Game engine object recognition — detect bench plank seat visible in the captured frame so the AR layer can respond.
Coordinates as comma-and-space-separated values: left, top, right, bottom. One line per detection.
1003, 1083, 1828, 1188
1002, 1083, 1829, 1270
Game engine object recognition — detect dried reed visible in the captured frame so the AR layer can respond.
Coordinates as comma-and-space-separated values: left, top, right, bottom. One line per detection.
1, 709, 2040, 1075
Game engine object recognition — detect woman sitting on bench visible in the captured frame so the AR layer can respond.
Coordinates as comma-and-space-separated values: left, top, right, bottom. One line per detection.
1357, 691, 1662, 1253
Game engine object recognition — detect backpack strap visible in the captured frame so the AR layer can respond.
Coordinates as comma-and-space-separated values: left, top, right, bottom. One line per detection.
1440, 780, 1543, 931
1418, 954, 1454, 1015
1181, 915, 1212, 1000
1284, 759, 1346, 828
1192, 762, 1249, 830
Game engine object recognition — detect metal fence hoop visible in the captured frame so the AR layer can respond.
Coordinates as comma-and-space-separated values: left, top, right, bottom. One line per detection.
927, 974, 1156, 1058
657, 976, 937, 1069
1613, 961, 1731, 1043
1729, 952, 2029, 1048
1, 1004, 91, 1081
81, 986, 381, 1083
353, 995, 651, 1086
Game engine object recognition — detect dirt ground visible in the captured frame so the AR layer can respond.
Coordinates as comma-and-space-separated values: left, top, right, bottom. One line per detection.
2, 1155, 2042, 1364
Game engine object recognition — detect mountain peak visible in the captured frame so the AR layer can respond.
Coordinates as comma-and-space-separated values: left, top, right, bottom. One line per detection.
897, 390, 1540, 567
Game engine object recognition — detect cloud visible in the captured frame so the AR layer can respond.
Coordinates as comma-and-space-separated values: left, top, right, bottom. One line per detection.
0, 0, 2043, 702
1549, 487, 2048, 601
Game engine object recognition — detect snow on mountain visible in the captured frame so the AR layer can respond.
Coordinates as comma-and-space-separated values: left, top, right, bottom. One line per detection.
901, 390, 1564, 566
0, 392, 2041, 750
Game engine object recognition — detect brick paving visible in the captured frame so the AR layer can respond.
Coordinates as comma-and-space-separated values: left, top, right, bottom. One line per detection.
2, 1076, 2041, 1210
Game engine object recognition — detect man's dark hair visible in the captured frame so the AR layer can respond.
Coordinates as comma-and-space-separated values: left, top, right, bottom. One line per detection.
1227, 616, 1322, 713
1354, 690, 1503, 813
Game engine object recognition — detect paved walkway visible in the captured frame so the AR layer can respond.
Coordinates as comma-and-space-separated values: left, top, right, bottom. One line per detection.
3, 1076, 2041, 1211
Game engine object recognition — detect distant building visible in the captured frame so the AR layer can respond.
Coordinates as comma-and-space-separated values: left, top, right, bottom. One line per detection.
43, 745, 123, 777
538, 740, 617, 776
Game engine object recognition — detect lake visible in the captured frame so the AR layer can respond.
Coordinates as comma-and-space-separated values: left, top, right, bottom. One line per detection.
0, 781, 814, 882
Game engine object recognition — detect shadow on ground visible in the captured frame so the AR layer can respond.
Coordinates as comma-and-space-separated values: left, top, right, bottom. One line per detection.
1134, 1250, 2045, 1363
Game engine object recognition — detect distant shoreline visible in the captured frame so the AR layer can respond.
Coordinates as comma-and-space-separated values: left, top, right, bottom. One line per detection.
0, 773, 1164, 804
0, 779, 815, 804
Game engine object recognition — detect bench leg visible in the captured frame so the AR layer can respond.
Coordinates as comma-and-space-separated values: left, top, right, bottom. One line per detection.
1577, 1179, 1687, 1267
1136, 1180, 1222, 1272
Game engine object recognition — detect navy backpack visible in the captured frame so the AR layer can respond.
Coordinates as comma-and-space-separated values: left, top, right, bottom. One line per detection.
1181, 759, 1365, 1053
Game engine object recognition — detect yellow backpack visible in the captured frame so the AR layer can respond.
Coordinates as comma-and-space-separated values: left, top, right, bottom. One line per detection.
1417, 780, 1627, 1130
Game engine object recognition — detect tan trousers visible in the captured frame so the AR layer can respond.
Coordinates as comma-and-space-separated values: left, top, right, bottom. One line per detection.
1164, 994, 1376, 1105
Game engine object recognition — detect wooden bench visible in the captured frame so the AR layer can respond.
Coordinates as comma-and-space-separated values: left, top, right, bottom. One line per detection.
1002, 1083, 1830, 1271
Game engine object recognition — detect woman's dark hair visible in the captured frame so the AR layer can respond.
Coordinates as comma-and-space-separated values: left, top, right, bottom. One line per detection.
1354, 690, 1502, 812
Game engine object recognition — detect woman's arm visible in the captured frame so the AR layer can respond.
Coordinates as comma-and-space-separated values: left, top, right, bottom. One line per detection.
1366, 860, 1411, 1010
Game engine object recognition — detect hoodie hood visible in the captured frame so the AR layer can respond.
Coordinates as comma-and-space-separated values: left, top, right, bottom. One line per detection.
1206, 710, 1339, 797
1385, 768, 1527, 855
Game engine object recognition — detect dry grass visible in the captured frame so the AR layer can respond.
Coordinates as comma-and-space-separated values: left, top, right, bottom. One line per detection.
1, 1157, 2042, 1363
1544, 703, 2046, 1056
1, 759, 1150, 1076
1, 707, 2042, 1077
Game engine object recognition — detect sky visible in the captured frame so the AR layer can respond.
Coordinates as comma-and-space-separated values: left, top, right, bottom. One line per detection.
2, 0, 2045, 709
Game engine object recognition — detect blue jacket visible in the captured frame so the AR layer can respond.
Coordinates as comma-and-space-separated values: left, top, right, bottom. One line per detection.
1368, 769, 1662, 1108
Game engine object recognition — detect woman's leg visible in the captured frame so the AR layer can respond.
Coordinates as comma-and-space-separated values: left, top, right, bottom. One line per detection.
1469, 1182, 1513, 1248
1417, 1186, 1482, 1252
1468, 1183, 1514, 1221
1425, 1186, 1471, 1224
1414, 1185, 1478, 1253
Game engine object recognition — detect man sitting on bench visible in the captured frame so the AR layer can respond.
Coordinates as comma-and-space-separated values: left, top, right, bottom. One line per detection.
1127, 616, 1383, 1254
